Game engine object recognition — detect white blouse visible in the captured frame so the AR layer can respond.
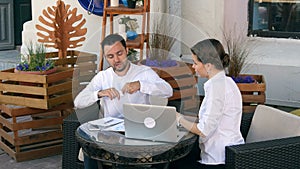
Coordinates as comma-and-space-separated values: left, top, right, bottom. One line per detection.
74, 63, 173, 118
197, 71, 244, 165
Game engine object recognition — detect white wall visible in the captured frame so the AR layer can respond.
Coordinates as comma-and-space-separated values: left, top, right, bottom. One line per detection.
180, 0, 300, 108
22, 0, 103, 55
22, 0, 165, 56
245, 38, 300, 108
181, 0, 224, 50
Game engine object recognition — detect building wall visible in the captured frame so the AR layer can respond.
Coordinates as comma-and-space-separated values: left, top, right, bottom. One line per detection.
22, 0, 166, 63
22, 0, 102, 55
180, 0, 300, 108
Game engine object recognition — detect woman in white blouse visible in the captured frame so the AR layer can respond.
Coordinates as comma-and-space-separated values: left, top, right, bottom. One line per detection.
176, 39, 244, 169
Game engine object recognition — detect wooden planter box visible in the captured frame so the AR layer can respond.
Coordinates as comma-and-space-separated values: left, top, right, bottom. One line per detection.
0, 67, 74, 109
237, 74, 266, 113
46, 50, 97, 85
0, 50, 97, 161
151, 62, 200, 111
0, 50, 97, 109
46, 50, 98, 96
0, 103, 73, 162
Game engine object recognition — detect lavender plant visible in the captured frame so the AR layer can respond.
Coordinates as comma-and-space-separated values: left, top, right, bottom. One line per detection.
16, 42, 54, 72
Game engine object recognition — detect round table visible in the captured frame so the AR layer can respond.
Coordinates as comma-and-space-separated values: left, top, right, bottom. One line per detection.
76, 125, 197, 169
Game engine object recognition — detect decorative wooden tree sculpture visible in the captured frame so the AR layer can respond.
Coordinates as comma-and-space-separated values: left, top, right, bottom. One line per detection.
36, 0, 87, 58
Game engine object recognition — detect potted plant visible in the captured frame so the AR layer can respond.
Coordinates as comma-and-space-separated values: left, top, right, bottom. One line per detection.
145, 13, 180, 68
224, 29, 255, 83
119, 16, 139, 40
127, 48, 138, 62
15, 42, 55, 74
139, 13, 198, 107
223, 28, 266, 113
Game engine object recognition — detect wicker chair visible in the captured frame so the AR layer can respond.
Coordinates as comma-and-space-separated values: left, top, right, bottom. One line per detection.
63, 103, 300, 169
62, 102, 100, 169
226, 106, 300, 169
62, 112, 84, 169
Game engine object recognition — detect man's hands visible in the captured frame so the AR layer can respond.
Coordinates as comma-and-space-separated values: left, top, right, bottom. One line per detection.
121, 81, 140, 94
98, 81, 141, 100
98, 88, 120, 100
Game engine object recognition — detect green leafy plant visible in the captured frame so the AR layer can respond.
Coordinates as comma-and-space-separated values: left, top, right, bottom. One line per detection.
223, 28, 256, 78
223, 26, 260, 83
119, 16, 139, 32
16, 42, 55, 72
127, 48, 138, 61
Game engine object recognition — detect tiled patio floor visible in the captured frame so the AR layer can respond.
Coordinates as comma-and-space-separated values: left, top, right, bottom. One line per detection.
0, 49, 20, 71
0, 150, 62, 169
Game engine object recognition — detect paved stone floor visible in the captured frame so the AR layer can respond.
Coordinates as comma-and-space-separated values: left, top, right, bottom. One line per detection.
0, 152, 62, 169
0, 49, 20, 70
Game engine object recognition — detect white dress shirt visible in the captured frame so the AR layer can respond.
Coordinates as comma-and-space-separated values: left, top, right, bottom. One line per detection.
197, 71, 244, 165
74, 63, 173, 118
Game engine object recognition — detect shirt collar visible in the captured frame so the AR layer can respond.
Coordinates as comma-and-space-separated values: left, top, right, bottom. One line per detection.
204, 70, 225, 87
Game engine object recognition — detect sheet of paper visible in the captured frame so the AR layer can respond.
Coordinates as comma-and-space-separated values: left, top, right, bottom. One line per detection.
88, 117, 124, 127
79, 123, 99, 140
102, 122, 125, 132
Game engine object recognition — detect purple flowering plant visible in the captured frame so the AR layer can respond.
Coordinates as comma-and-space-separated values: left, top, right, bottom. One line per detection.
231, 75, 255, 83
16, 42, 54, 72
145, 58, 177, 67
146, 13, 180, 68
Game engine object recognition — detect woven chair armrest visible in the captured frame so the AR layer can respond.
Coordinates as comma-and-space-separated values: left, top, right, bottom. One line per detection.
240, 112, 254, 139
225, 136, 300, 169
62, 112, 84, 169
64, 111, 80, 123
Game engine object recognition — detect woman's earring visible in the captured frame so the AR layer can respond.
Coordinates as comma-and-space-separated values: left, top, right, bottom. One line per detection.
206, 69, 210, 75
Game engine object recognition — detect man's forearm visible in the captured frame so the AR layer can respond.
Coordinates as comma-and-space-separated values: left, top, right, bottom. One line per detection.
74, 89, 98, 109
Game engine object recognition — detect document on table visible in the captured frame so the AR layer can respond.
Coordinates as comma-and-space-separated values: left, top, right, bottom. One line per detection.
88, 117, 123, 127
102, 121, 124, 132
79, 117, 125, 142
87, 117, 125, 132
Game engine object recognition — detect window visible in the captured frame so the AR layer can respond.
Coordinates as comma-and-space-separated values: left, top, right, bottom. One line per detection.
248, 0, 300, 38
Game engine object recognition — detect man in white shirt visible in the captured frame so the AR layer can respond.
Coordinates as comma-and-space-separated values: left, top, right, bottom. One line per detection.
74, 33, 173, 118
74, 34, 173, 169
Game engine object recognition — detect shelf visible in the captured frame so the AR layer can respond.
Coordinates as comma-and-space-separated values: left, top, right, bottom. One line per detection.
105, 5, 145, 14
100, 0, 150, 70
126, 34, 146, 49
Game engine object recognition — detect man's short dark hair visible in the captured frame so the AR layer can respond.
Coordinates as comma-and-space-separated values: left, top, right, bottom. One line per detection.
101, 34, 126, 53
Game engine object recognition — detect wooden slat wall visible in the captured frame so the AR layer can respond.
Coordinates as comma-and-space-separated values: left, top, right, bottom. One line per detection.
0, 104, 71, 162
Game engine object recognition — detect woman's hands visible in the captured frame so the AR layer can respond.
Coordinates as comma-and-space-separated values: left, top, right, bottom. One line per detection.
98, 81, 141, 100
176, 112, 183, 127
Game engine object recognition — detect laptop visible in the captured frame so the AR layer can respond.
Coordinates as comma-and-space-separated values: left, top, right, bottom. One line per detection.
123, 103, 187, 143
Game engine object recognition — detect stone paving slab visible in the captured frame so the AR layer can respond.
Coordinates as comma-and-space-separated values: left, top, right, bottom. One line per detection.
0, 153, 62, 169
0, 50, 20, 71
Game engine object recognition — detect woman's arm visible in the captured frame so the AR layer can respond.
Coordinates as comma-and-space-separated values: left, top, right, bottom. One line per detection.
176, 113, 206, 138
